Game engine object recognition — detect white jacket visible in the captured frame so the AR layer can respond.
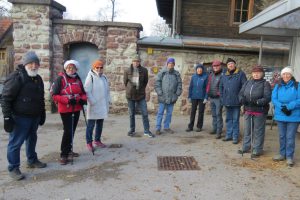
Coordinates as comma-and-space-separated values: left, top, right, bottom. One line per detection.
84, 70, 111, 119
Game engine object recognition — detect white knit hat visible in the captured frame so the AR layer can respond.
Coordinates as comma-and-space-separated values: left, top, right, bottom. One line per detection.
281, 66, 293, 76
64, 60, 80, 70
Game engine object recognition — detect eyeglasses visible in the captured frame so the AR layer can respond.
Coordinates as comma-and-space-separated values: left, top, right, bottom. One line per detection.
94, 67, 103, 69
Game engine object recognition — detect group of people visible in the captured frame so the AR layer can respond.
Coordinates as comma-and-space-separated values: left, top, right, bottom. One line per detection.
1, 51, 299, 181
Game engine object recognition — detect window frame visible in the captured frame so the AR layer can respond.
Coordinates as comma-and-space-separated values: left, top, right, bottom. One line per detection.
230, 0, 254, 26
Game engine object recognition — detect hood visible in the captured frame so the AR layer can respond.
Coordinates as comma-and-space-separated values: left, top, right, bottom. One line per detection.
195, 64, 205, 75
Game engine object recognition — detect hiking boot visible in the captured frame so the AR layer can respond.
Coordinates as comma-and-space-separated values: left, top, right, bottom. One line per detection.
238, 149, 250, 154
127, 131, 135, 137
287, 158, 294, 167
144, 131, 155, 138
164, 128, 174, 134
210, 131, 216, 135
195, 128, 202, 132
222, 137, 232, 142
155, 130, 161, 135
27, 159, 47, 168
215, 134, 222, 139
94, 141, 106, 148
9, 168, 25, 181
87, 143, 94, 152
273, 155, 285, 162
185, 128, 193, 132
232, 140, 239, 144
68, 151, 79, 157
60, 156, 68, 165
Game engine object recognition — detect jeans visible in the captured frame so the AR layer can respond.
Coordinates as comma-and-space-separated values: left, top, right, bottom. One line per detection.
277, 121, 298, 159
188, 99, 205, 129
225, 106, 241, 141
86, 119, 104, 143
7, 115, 40, 171
60, 111, 80, 157
156, 103, 174, 130
242, 113, 266, 154
127, 98, 150, 133
210, 98, 223, 134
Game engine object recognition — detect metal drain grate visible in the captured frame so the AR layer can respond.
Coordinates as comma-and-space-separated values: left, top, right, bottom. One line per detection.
157, 156, 200, 170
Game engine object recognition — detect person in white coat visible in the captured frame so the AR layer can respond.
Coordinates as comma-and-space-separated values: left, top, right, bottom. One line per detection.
84, 59, 111, 152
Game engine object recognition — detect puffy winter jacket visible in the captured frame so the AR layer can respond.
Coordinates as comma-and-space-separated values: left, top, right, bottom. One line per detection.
188, 65, 208, 100
1, 65, 45, 117
84, 70, 111, 119
51, 72, 87, 113
220, 68, 247, 106
272, 79, 300, 122
239, 79, 271, 114
154, 68, 182, 104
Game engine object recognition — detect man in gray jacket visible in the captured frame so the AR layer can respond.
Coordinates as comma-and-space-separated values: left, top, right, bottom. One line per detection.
154, 58, 182, 135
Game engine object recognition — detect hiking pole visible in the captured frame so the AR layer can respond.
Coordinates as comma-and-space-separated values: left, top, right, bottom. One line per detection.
82, 105, 94, 156
71, 104, 75, 165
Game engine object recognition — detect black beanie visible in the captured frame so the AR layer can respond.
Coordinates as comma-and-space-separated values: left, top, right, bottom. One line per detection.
226, 58, 236, 64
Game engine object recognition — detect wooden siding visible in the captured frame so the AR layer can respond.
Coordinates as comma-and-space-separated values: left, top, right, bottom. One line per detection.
180, 0, 259, 39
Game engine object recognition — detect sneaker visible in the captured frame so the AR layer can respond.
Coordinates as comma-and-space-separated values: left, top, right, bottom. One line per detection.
155, 130, 161, 135
68, 151, 80, 157
215, 134, 222, 139
9, 168, 25, 181
60, 156, 68, 165
27, 159, 47, 168
94, 141, 106, 148
164, 128, 174, 134
86, 143, 94, 152
144, 131, 155, 138
186, 128, 193, 132
287, 158, 294, 167
273, 155, 286, 161
127, 131, 135, 137
195, 128, 202, 132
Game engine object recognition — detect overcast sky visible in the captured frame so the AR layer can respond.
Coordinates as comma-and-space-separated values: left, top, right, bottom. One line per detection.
55, 0, 160, 35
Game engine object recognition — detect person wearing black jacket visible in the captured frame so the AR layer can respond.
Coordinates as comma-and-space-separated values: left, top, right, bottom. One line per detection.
1, 51, 47, 181
238, 65, 271, 157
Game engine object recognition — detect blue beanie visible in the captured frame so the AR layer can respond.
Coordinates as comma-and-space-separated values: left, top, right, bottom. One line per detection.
167, 57, 175, 64
196, 64, 204, 70
22, 51, 40, 66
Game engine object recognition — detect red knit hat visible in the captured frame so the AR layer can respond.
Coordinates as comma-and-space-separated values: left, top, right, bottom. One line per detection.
92, 60, 104, 68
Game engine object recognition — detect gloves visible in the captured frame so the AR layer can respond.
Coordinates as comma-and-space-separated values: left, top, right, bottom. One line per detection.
69, 98, 77, 106
281, 105, 292, 116
79, 99, 87, 106
4, 116, 14, 133
39, 110, 46, 126
203, 99, 208, 104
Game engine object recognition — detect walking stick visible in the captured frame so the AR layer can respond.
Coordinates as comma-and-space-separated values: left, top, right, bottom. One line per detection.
82, 105, 94, 155
71, 104, 75, 165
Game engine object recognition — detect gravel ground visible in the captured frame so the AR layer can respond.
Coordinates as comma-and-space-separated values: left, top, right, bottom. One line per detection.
0, 112, 300, 200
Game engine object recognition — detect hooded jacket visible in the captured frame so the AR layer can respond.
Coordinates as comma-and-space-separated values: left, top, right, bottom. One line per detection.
154, 67, 182, 104
272, 79, 300, 122
188, 64, 208, 100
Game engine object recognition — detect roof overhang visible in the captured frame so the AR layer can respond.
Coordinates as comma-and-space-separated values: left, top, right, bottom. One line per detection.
239, 0, 300, 37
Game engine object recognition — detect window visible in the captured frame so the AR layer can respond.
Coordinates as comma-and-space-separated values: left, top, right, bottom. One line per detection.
230, 0, 254, 25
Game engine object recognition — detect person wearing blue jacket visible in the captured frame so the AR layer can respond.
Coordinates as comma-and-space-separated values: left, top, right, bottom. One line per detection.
220, 58, 247, 144
272, 66, 300, 167
186, 64, 208, 132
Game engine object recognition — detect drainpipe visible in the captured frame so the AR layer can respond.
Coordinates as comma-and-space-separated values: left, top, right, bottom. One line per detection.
258, 36, 263, 65
172, 0, 177, 38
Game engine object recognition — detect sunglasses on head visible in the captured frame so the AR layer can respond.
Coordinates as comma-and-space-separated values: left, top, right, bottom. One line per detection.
94, 67, 103, 69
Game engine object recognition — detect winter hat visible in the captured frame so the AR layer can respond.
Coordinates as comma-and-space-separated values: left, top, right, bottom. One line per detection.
132, 55, 140, 62
252, 65, 264, 73
92, 60, 104, 68
64, 60, 80, 70
22, 51, 40, 66
226, 58, 236, 64
281, 66, 293, 76
167, 57, 175, 64
196, 63, 204, 70
212, 60, 221, 66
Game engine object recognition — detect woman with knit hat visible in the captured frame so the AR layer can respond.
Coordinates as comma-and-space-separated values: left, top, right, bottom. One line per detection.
238, 65, 271, 157
272, 66, 300, 167
84, 59, 111, 152
51, 60, 87, 165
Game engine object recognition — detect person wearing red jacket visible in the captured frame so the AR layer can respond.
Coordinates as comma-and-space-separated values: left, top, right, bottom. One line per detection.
51, 60, 87, 165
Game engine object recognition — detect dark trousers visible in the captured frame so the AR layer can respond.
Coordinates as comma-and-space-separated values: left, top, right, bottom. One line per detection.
188, 99, 205, 129
60, 111, 80, 157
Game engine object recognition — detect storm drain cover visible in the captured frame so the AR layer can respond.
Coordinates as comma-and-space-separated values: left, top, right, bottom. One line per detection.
157, 156, 200, 170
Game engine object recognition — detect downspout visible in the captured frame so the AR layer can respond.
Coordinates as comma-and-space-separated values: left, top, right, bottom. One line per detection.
258, 36, 263, 65
172, 0, 177, 38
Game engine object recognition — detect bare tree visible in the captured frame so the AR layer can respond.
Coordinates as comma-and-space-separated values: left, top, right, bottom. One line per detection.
256, 0, 279, 11
97, 0, 119, 22
150, 18, 171, 37
111, 0, 115, 22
